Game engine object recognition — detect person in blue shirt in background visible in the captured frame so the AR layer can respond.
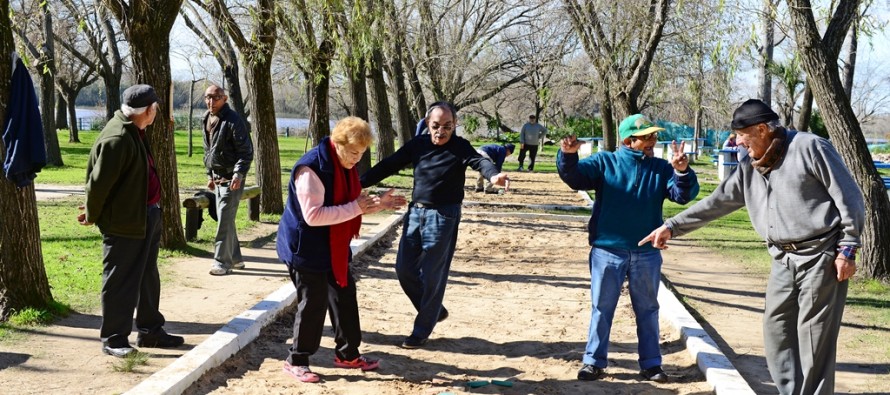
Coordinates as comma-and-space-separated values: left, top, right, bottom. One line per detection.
557, 114, 699, 384
475, 143, 515, 193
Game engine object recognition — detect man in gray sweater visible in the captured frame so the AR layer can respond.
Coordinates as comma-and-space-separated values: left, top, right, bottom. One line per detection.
639, 99, 864, 395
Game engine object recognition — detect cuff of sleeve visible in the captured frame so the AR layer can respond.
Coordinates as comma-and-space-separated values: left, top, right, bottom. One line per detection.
674, 169, 688, 176
837, 245, 857, 260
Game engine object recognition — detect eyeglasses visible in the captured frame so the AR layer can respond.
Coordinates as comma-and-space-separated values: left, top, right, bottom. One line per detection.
631, 133, 658, 142
429, 124, 454, 132
204, 94, 224, 101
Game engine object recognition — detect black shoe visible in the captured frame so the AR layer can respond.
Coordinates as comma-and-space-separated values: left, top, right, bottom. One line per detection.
577, 364, 605, 381
400, 335, 428, 349
474, 187, 484, 192
640, 366, 670, 383
437, 307, 449, 322
102, 344, 137, 358
136, 331, 185, 348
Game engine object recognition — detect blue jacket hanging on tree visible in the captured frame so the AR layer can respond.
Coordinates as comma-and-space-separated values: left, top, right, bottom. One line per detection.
2, 57, 46, 187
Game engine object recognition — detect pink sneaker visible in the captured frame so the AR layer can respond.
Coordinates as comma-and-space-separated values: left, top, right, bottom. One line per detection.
283, 362, 320, 383
333, 355, 380, 371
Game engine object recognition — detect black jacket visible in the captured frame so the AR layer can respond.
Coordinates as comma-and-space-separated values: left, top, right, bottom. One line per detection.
202, 103, 253, 178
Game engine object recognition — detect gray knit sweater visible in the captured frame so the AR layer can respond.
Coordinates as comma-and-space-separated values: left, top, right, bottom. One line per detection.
665, 130, 865, 265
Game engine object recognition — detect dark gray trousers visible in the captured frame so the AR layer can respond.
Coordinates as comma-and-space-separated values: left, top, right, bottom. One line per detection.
99, 206, 165, 346
763, 251, 847, 395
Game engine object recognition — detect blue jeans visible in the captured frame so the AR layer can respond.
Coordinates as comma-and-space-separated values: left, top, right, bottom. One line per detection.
396, 203, 461, 340
583, 247, 663, 370
214, 183, 243, 267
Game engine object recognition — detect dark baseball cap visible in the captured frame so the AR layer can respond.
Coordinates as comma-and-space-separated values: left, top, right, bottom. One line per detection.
122, 84, 160, 108
731, 99, 779, 129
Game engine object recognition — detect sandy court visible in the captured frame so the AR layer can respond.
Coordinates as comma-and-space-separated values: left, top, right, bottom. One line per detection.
184, 210, 712, 394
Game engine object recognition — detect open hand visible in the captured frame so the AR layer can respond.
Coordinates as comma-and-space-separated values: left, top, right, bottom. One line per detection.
379, 188, 407, 210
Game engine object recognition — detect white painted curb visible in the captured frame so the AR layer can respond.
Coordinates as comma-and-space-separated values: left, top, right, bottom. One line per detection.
125, 212, 406, 395
575, 189, 754, 394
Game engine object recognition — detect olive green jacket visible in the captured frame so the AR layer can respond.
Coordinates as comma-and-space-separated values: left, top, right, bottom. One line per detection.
84, 110, 151, 238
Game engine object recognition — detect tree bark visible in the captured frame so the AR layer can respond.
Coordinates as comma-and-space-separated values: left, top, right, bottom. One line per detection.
759, 0, 775, 106
103, 0, 187, 249
383, 0, 416, 146
842, 19, 857, 99
786, 0, 890, 278
369, 48, 396, 163
56, 93, 68, 129
344, 57, 371, 174
66, 95, 80, 143
245, 60, 283, 214
0, 0, 54, 318
797, 83, 813, 131
601, 78, 617, 152
39, 2, 63, 167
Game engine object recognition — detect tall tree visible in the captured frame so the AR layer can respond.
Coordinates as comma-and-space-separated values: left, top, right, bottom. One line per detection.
180, 1, 248, 119
57, 0, 124, 121
11, 1, 64, 166
277, 0, 337, 147
102, 0, 187, 249
758, 0, 776, 106
412, 0, 535, 109
0, 0, 54, 319
55, 93, 68, 129
202, 0, 282, 214
786, 0, 890, 277
565, 0, 672, 151
381, 0, 417, 146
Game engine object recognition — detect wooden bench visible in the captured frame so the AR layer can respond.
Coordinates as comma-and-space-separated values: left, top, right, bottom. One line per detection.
182, 185, 262, 241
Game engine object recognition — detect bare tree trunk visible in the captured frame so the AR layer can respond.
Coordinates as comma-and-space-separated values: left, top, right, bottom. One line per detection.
601, 79, 617, 152
99, 7, 122, 120
797, 83, 813, 131
344, 58, 371, 174
39, 2, 62, 167
66, 95, 80, 143
842, 20, 857, 99
245, 60, 283, 214
56, 93, 68, 129
403, 49, 427, 120
102, 71, 121, 120
0, 0, 53, 318
369, 48, 396, 163
786, 0, 890, 278
103, 0, 187, 249
759, 0, 775, 106
383, 0, 416, 146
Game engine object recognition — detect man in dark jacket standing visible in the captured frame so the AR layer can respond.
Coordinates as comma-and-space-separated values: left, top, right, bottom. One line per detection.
79, 84, 184, 357
361, 102, 510, 349
202, 84, 254, 275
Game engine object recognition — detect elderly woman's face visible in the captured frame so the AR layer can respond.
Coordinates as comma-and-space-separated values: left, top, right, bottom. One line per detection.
428, 107, 455, 146
334, 142, 367, 169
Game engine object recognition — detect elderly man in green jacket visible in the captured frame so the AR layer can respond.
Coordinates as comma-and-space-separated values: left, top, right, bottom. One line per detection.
78, 85, 184, 358
640, 99, 865, 395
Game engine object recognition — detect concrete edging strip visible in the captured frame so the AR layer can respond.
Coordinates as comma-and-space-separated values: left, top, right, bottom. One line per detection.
125, 212, 406, 395
576, 189, 754, 394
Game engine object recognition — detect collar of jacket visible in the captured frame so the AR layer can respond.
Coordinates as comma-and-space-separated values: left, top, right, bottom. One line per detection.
315, 136, 338, 174
617, 145, 647, 161
203, 102, 232, 120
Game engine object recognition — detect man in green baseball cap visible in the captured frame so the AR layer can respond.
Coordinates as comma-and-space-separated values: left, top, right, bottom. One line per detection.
557, 113, 697, 383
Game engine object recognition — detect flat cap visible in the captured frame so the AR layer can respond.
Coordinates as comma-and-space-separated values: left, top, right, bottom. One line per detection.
122, 84, 159, 108
731, 99, 779, 129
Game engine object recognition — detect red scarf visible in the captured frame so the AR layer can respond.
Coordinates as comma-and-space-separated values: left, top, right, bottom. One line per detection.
328, 140, 362, 287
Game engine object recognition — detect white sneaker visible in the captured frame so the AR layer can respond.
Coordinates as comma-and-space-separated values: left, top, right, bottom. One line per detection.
232, 261, 245, 270
209, 264, 231, 276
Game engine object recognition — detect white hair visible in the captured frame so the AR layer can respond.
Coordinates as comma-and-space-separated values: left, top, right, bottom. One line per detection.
121, 104, 149, 117
765, 119, 783, 131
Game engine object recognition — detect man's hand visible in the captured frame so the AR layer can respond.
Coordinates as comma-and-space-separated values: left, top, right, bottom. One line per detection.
379, 188, 407, 210
669, 140, 689, 172
207, 178, 216, 191
560, 135, 582, 154
490, 173, 509, 187
231, 173, 243, 190
638, 225, 673, 250
76, 205, 92, 226
834, 256, 856, 282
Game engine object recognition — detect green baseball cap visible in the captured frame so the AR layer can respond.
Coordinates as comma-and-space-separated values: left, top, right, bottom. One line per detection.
618, 114, 664, 140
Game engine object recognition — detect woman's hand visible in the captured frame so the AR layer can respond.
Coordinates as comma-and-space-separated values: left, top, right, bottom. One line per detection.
356, 193, 382, 214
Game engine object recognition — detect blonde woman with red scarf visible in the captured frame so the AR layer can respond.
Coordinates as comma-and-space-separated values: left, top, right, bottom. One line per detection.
276, 117, 406, 383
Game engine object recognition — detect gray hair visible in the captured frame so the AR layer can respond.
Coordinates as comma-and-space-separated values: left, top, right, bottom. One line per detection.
765, 119, 783, 131
121, 104, 150, 117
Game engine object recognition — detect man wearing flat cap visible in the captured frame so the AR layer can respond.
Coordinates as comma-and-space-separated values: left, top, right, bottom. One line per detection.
79, 84, 184, 357
640, 99, 865, 395
558, 114, 699, 383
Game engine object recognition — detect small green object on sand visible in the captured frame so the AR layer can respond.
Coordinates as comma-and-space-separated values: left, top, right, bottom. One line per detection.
466, 380, 490, 388
491, 380, 514, 387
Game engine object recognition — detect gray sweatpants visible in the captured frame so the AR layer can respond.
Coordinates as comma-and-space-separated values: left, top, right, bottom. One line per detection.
763, 251, 847, 395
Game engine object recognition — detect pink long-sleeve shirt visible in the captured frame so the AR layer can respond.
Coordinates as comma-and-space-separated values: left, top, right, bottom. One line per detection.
294, 166, 363, 227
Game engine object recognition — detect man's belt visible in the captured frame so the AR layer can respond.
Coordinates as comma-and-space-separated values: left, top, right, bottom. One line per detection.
413, 202, 435, 209
772, 229, 839, 252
